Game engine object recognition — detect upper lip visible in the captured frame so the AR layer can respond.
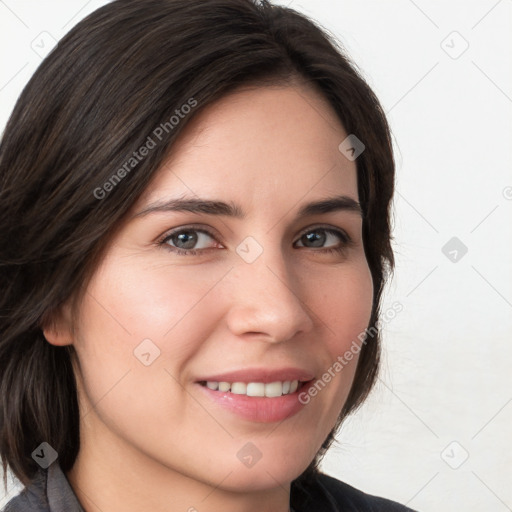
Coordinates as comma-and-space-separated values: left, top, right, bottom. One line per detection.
196, 367, 315, 384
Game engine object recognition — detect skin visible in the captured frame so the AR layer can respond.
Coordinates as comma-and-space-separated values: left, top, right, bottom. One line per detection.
44, 82, 374, 512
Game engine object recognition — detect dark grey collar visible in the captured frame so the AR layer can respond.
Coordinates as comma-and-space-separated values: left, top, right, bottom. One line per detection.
46, 463, 85, 512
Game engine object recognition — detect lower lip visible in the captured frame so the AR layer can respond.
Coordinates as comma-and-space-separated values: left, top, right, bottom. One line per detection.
196, 382, 311, 423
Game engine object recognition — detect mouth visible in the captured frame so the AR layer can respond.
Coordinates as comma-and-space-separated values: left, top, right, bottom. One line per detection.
196, 379, 314, 398
195, 378, 315, 423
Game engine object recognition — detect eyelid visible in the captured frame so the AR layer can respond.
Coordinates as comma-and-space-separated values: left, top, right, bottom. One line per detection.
157, 223, 222, 245
295, 223, 351, 242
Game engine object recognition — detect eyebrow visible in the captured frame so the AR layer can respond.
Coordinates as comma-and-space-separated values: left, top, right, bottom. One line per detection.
132, 194, 363, 220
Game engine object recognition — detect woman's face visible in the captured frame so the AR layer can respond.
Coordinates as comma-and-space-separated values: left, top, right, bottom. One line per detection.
63, 84, 373, 493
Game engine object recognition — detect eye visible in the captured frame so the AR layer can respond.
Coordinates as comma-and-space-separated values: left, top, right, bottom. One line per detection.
294, 226, 353, 254
159, 227, 220, 256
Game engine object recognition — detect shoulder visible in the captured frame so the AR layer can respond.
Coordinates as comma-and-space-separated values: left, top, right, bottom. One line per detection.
291, 472, 418, 512
315, 473, 417, 511
2, 470, 50, 512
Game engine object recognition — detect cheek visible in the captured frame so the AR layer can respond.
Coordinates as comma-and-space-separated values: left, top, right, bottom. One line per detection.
70, 257, 230, 451
302, 260, 374, 419
314, 259, 374, 354
71, 256, 231, 409
76, 256, 229, 354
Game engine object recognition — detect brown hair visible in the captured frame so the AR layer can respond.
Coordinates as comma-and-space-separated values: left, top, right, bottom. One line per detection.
0, 0, 394, 492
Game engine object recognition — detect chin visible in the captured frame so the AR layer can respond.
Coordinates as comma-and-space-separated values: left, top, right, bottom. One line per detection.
210, 451, 312, 493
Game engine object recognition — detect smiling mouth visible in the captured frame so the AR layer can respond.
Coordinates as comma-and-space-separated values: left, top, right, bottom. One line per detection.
197, 379, 313, 397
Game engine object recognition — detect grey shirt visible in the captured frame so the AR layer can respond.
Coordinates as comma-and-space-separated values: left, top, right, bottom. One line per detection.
2, 462, 416, 512
3, 463, 84, 512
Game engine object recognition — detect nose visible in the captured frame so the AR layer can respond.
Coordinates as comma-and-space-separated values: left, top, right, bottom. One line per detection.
225, 245, 315, 343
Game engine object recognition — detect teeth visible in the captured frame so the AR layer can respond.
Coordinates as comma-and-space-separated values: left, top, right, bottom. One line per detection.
247, 382, 265, 396
231, 382, 247, 394
264, 381, 282, 397
218, 381, 230, 392
202, 379, 300, 397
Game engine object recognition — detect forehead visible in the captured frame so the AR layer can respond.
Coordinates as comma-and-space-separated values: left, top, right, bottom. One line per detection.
135, 85, 358, 212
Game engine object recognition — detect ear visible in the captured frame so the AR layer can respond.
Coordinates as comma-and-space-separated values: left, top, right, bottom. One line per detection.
41, 301, 75, 347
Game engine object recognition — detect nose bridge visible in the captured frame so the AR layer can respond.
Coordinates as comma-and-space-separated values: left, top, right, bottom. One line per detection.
226, 236, 314, 341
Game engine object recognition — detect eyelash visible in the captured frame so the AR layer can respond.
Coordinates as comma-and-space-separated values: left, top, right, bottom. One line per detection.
157, 224, 354, 256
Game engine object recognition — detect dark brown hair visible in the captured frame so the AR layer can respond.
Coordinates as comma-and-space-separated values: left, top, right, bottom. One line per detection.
0, 0, 394, 493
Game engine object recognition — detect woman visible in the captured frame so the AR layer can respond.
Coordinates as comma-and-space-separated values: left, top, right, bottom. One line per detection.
0, 0, 414, 510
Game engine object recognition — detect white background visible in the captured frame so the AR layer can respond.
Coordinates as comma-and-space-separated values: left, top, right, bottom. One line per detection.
1, 1, 511, 511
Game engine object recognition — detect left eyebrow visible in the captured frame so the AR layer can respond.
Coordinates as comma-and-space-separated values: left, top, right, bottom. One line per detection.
131, 194, 363, 220
297, 195, 363, 218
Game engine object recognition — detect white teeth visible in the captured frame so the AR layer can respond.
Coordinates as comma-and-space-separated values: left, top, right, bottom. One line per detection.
218, 381, 230, 392
265, 381, 283, 397
247, 382, 265, 396
231, 382, 247, 394
202, 379, 302, 397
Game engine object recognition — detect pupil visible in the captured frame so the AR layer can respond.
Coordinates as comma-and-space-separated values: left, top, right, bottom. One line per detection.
305, 231, 325, 247
176, 231, 197, 249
